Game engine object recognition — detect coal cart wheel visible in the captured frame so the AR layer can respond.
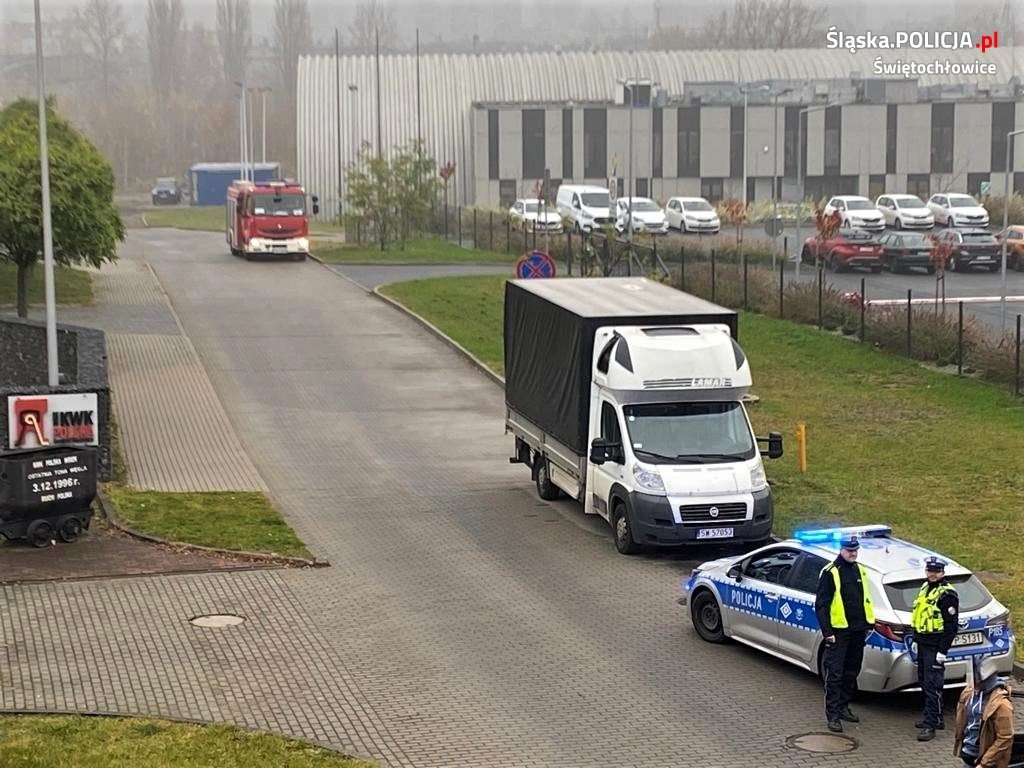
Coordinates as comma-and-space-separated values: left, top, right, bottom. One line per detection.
26, 519, 54, 548
57, 515, 83, 543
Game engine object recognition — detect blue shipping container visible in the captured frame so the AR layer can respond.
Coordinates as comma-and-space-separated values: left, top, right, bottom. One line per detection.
189, 162, 281, 206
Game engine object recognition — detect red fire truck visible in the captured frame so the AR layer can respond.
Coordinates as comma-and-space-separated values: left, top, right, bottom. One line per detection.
225, 180, 319, 261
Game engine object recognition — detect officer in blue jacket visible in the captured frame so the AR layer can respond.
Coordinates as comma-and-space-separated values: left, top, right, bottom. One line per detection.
912, 556, 959, 741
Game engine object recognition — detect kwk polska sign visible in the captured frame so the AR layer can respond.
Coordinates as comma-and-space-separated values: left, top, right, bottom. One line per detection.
7, 393, 100, 449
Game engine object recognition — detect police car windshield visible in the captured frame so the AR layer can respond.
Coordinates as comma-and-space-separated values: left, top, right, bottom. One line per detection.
623, 402, 755, 463
884, 574, 994, 613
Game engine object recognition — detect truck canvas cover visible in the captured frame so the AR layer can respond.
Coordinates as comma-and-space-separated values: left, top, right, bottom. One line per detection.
504, 278, 738, 454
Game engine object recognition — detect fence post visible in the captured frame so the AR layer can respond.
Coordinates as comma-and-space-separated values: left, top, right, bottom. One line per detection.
859, 277, 866, 342
458, 207, 463, 246
906, 289, 912, 358
778, 258, 785, 318
652, 236, 658, 272
506, 215, 510, 253
444, 200, 449, 240
679, 246, 685, 291
958, 301, 964, 376
626, 241, 633, 276
817, 262, 823, 330
489, 211, 494, 252
1016, 314, 1021, 397
783, 235, 789, 265
566, 231, 573, 275
742, 252, 748, 310
473, 208, 477, 249
711, 249, 717, 303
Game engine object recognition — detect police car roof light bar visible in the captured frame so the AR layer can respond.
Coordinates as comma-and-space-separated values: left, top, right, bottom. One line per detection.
793, 525, 893, 544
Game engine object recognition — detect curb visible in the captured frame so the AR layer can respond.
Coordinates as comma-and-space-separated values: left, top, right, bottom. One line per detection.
96, 488, 328, 569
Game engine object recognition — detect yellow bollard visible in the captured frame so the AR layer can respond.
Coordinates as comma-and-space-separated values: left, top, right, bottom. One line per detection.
796, 423, 807, 473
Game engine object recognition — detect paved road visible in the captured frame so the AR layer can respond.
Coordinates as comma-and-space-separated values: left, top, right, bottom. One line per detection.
5, 228, 1023, 767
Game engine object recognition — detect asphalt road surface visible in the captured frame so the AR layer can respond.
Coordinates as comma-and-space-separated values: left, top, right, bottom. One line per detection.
6, 227, 1022, 768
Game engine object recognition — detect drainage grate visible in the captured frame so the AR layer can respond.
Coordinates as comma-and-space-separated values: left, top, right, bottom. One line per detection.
190, 614, 245, 628
784, 732, 858, 754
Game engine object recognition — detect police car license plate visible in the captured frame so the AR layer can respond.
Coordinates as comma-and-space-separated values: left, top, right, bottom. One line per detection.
952, 631, 984, 647
697, 527, 734, 540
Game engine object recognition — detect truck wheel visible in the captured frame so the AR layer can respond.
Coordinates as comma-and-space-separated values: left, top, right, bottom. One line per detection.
691, 590, 725, 643
26, 519, 53, 548
57, 515, 82, 543
612, 501, 640, 555
534, 459, 561, 501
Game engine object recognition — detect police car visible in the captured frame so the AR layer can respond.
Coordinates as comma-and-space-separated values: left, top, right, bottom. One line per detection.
680, 525, 1015, 692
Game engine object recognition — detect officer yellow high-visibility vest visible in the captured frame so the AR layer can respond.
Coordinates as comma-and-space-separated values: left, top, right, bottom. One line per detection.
911, 583, 954, 633
822, 563, 875, 628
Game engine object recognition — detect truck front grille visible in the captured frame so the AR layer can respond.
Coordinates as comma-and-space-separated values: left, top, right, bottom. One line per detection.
679, 502, 747, 525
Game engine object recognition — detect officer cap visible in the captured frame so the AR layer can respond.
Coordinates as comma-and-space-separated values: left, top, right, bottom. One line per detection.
839, 535, 859, 550
924, 557, 947, 571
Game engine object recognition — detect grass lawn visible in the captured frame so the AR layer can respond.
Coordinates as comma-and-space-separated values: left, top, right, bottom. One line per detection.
314, 236, 518, 265
0, 263, 93, 306
144, 206, 344, 235
103, 485, 313, 560
381, 274, 1024, 657
0, 715, 374, 767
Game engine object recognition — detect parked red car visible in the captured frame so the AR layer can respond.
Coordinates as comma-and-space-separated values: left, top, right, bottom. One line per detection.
994, 225, 1024, 271
800, 228, 883, 273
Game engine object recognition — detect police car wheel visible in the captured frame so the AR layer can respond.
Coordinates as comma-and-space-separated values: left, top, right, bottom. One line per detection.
612, 503, 640, 555
691, 591, 725, 643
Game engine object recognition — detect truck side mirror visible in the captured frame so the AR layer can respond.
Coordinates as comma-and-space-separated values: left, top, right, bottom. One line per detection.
757, 431, 784, 459
590, 438, 608, 465
311, 194, 320, 215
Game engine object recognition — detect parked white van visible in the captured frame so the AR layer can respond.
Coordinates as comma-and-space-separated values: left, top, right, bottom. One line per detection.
556, 184, 614, 233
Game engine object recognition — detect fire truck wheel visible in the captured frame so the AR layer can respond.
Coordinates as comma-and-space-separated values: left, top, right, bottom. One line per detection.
57, 515, 83, 543
26, 519, 54, 548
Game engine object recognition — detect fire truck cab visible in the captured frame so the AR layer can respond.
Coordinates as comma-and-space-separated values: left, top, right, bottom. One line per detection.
226, 180, 319, 261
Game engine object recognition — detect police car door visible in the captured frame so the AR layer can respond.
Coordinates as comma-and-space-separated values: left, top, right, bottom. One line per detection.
773, 552, 830, 666
724, 548, 799, 653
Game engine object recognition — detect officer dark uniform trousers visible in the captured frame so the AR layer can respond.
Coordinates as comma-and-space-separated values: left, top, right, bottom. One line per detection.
912, 556, 959, 740
815, 536, 875, 732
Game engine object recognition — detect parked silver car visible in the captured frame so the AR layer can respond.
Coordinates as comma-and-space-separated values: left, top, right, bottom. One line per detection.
680, 525, 1015, 693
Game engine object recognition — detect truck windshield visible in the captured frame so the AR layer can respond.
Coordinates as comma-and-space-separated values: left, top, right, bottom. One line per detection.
622, 402, 755, 463
251, 194, 305, 216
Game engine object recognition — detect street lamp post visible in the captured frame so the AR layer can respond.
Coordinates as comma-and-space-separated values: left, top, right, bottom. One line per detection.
795, 101, 838, 277
1001, 128, 1024, 329
234, 81, 248, 181
770, 87, 793, 255
259, 86, 271, 164
33, 0, 58, 386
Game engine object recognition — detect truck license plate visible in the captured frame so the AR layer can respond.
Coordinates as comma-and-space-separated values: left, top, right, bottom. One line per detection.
697, 527, 734, 540
952, 631, 985, 647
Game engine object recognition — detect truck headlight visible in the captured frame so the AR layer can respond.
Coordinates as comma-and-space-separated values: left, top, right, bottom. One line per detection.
633, 463, 665, 493
297, 237, 309, 252
750, 462, 767, 491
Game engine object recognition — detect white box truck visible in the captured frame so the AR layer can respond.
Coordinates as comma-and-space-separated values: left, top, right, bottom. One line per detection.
505, 277, 783, 555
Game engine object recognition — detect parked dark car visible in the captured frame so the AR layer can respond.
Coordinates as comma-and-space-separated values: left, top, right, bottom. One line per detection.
877, 231, 936, 274
800, 228, 883, 272
936, 228, 1000, 272
151, 177, 182, 205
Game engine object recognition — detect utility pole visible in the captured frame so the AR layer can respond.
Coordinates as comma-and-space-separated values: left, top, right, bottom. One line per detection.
34, 0, 58, 386
375, 27, 382, 158
335, 28, 342, 223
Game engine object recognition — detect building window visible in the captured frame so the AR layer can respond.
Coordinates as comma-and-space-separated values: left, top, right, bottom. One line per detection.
562, 109, 573, 179
1014, 173, 1024, 196
652, 107, 663, 179
522, 109, 545, 180
906, 173, 930, 198
616, 177, 625, 198
499, 179, 516, 207
967, 173, 990, 197
701, 177, 724, 203
930, 103, 954, 174
488, 109, 499, 180
636, 178, 649, 198
886, 104, 897, 175
583, 108, 607, 179
784, 106, 798, 177
869, 174, 886, 201
730, 106, 744, 179
992, 102, 1016, 172
746, 177, 756, 204
676, 106, 699, 177
824, 106, 841, 177
623, 83, 651, 107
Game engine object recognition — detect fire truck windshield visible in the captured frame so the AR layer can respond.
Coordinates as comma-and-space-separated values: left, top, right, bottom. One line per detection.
250, 194, 305, 216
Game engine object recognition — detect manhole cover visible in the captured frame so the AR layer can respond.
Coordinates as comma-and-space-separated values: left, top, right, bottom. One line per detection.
190, 614, 245, 628
785, 732, 858, 754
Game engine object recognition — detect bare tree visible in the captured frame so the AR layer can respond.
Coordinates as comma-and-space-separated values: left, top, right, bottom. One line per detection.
348, 0, 397, 53
273, 0, 312, 165
147, 0, 185, 100
216, 0, 251, 87
74, 0, 126, 95
651, 0, 826, 50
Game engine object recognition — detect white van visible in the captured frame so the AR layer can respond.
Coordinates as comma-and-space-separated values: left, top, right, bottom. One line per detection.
556, 184, 614, 233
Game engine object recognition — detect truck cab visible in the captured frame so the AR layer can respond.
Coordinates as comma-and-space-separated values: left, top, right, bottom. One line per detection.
584, 325, 780, 554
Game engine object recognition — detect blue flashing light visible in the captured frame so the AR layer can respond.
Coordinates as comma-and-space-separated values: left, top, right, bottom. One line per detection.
793, 525, 893, 545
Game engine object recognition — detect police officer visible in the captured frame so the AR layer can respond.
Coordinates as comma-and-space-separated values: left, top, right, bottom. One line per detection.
815, 535, 874, 733
912, 556, 959, 741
